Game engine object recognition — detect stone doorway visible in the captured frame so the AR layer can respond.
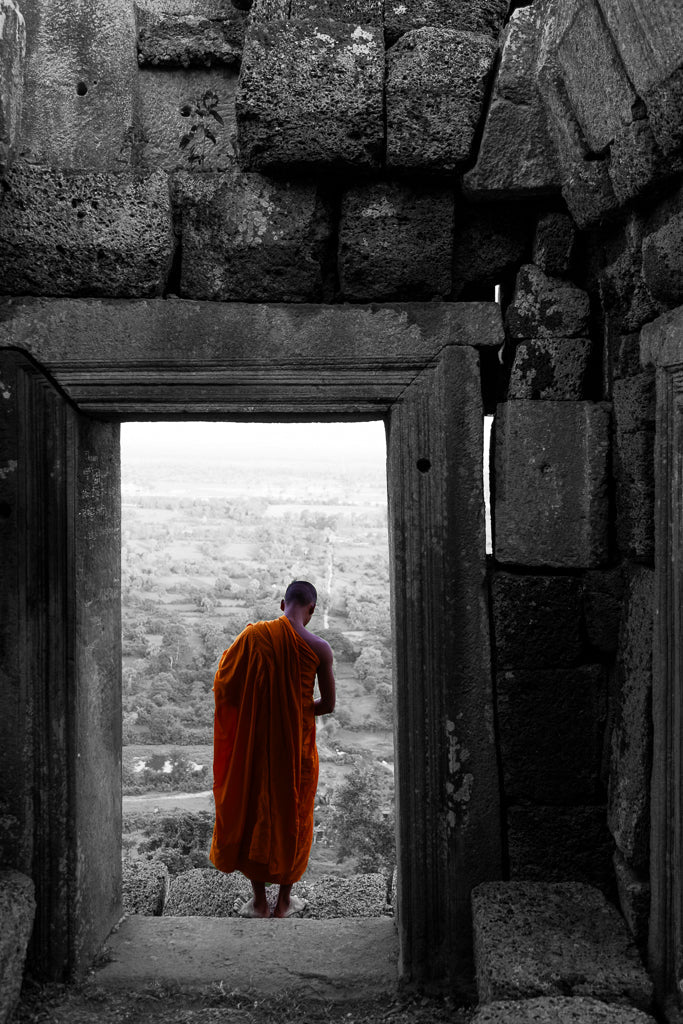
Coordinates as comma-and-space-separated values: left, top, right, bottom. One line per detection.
0, 299, 503, 993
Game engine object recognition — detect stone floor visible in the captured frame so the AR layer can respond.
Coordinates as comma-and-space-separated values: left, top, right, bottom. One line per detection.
95, 916, 398, 1000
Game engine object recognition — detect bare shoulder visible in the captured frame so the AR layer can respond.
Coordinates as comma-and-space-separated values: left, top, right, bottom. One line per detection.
303, 629, 333, 663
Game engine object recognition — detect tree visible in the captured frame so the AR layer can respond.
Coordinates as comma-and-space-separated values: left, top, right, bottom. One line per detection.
146, 706, 186, 744
355, 645, 391, 693
328, 764, 395, 875
317, 629, 358, 663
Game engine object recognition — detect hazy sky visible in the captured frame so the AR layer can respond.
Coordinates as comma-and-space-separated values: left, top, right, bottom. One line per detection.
122, 419, 388, 463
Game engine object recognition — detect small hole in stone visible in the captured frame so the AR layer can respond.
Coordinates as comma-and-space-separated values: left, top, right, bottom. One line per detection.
76, 81, 88, 96
0, 502, 12, 519
416, 458, 431, 473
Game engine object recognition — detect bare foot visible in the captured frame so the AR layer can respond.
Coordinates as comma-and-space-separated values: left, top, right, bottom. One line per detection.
273, 895, 308, 919
238, 897, 270, 919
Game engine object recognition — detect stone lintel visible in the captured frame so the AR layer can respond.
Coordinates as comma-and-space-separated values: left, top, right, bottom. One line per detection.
0, 299, 503, 415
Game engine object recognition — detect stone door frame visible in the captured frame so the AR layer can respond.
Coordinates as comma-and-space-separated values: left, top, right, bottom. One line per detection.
0, 298, 503, 991
642, 306, 683, 1014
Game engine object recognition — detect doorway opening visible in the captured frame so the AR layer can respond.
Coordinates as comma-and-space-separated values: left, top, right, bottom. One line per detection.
1, 301, 502, 989
119, 420, 395, 917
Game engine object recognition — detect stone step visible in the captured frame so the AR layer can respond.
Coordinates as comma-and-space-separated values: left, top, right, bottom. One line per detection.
95, 915, 398, 1000
472, 882, 653, 1012
472, 995, 657, 1023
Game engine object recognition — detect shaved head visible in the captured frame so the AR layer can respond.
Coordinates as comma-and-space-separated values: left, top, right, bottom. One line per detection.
284, 580, 317, 607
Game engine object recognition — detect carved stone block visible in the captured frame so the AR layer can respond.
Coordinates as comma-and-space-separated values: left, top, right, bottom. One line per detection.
532, 212, 576, 277
466, 99, 560, 199
608, 119, 664, 206
614, 851, 650, 952
494, 400, 610, 568
507, 806, 614, 894
465, 8, 560, 198
386, 28, 496, 170
0, 165, 174, 297
248, 0, 290, 17
607, 566, 653, 870
338, 181, 455, 301
0, 872, 36, 1024
509, 336, 591, 400
452, 204, 530, 294
536, 2, 619, 228
473, 997, 656, 1023
236, 19, 384, 169
613, 374, 655, 560
384, 0, 509, 46
642, 184, 683, 307
491, 573, 583, 669
505, 265, 590, 340
595, 0, 683, 99
644, 67, 683, 156
497, 666, 606, 803
135, 2, 246, 66
19, 0, 139, 170
582, 566, 624, 655
289, 0, 382, 23
175, 171, 333, 301
597, 214, 664, 334
555, 0, 636, 154
0, 0, 25, 174
472, 881, 654, 1009
138, 68, 238, 172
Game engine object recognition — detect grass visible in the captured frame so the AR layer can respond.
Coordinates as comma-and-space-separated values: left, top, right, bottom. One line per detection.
14, 979, 474, 1024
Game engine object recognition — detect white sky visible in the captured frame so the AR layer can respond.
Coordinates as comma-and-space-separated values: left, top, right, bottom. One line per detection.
121, 419, 388, 462
121, 417, 493, 552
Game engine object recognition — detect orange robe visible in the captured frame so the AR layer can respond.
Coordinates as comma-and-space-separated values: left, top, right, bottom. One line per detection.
210, 615, 319, 884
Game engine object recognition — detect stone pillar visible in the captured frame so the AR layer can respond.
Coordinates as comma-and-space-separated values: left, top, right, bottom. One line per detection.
387, 344, 501, 993
0, 350, 121, 979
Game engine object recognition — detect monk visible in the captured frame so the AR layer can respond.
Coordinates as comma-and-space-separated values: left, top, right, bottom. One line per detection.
210, 580, 336, 918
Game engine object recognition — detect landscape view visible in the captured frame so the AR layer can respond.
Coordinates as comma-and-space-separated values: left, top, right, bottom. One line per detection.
120, 420, 396, 889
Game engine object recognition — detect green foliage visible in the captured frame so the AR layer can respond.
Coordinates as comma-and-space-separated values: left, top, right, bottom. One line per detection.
146, 706, 186, 744
140, 810, 214, 854
329, 765, 395, 875
317, 629, 359, 663
355, 644, 391, 693
179, 90, 224, 169
136, 810, 214, 875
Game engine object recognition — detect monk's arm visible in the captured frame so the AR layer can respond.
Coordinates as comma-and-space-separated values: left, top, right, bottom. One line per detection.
314, 643, 336, 716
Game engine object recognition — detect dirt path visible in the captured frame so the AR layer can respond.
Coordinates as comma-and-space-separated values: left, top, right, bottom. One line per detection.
123, 791, 214, 814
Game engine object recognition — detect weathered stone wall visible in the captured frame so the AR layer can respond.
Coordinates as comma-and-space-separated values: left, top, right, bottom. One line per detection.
1, 0, 682, 1001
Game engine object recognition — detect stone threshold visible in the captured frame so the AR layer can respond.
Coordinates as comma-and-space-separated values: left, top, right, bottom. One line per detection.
94, 916, 398, 1000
